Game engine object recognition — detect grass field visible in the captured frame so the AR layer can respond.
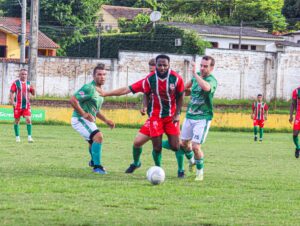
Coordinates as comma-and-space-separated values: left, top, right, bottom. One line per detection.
1, 124, 300, 226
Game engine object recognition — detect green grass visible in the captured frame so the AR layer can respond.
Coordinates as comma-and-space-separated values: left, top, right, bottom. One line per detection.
1, 124, 299, 225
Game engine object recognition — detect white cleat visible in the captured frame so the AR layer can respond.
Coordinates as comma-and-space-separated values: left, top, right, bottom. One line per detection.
195, 169, 204, 181
28, 137, 34, 143
16, 137, 21, 142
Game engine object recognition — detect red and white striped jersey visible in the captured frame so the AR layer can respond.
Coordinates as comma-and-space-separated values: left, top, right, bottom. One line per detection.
252, 101, 268, 120
10, 79, 34, 110
144, 70, 184, 118
292, 87, 300, 118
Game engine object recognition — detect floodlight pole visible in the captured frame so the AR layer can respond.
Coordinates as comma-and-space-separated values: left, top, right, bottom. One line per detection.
20, 0, 26, 63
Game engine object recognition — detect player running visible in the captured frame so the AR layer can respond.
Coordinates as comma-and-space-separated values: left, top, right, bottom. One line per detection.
289, 86, 300, 158
143, 54, 185, 177
9, 68, 35, 143
180, 56, 217, 181
251, 94, 268, 142
70, 64, 115, 174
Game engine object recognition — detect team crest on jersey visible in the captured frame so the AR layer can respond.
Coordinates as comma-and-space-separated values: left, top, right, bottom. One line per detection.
79, 91, 85, 97
169, 83, 175, 91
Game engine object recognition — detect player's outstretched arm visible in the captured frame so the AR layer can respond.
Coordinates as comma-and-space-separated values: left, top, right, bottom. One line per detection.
102, 87, 131, 97
70, 96, 95, 122
30, 85, 36, 96
140, 94, 149, 115
96, 112, 115, 129
289, 100, 296, 123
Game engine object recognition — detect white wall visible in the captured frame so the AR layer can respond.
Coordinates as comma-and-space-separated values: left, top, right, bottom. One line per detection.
1, 47, 300, 104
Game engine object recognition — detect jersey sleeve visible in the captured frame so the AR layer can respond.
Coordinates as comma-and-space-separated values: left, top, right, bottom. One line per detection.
206, 77, 217, 93
129, 79, 144, 94
292, 89, 297, 100
10, 82, 16, 92
74, 84, 93, 102
264, 104, 269, 111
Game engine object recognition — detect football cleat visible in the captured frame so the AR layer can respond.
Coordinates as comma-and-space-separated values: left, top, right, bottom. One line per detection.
125, 163, 141, 173
254, 137, 257, 142
93, 165, 107, 174
89, 160, 95, 167
16, 137, 21, 142
195, 169, 204, 181
295, 149, 300, 159
177, 171, 185, 178
28, 137, 34, 143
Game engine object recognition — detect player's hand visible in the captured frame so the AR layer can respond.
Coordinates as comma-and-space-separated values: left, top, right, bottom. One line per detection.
289, 116, 293, 124
83, 112, 95, 122
173, 114, 180, 123
191, 61, 197, 76
106, 120, 115, 129
251, 114, 254, 119
140, 107, 147, 116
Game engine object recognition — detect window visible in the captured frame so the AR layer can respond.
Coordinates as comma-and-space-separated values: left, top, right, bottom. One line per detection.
251, 45, 256, 50
297, 40, 300, 44
210, 42, 219, 48
38, 49, 47, 56
231, 44, 250, 50
0, 45, 7, 57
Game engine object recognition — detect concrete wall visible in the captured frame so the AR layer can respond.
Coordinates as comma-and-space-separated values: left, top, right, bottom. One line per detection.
1, 47, 300, 104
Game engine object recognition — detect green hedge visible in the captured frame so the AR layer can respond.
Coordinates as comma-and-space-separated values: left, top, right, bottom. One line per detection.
66, 25, 211, 58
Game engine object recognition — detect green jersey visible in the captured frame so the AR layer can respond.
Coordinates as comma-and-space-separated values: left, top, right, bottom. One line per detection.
72, 81, 104, 118
186, 73, 217, 120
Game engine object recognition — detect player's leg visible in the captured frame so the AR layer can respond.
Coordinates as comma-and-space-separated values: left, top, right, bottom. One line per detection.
88, 141, 94, 167
151, 135, 163, 166
192, 119, 211, 181
13, 109, 21, 142
258, 120, 264, 142
91, 130, 107, 174
180, 118, 195, 172
25, 115, 33, 142
125, 132, 150, 173
293, 129, 300, 158
253, 120, 258, 141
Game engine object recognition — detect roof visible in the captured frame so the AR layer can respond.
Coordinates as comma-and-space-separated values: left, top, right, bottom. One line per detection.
275, 40, 300, 47
0, 17, 59, 49
101, 5, 152, 20
164, 22, 284, 40
283, 30, 300, 36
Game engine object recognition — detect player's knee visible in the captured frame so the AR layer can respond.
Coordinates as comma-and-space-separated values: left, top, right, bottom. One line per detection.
169, 143, 179, 152
192, 143, 201, 152
153, 145, 162, 152
91, 130, 102, 143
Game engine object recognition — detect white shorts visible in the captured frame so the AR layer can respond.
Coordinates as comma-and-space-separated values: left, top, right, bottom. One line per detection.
180, 118, 211, 144
71, 117, 98, 141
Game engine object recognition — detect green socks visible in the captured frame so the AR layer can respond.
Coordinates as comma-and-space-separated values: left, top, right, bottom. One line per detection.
133, 146, 142, 166
195, 158, 204, 170
162, 140, 171, 149
27, 124, 32, 136
152, 150, 162, 166
14, 124, 20, 137
254, 126, 258, 137
185, 151, 194, 160
175, 149, 184, 172
259, 128, 263, 140
91, 142, 102, 166
293, 136, 300, 149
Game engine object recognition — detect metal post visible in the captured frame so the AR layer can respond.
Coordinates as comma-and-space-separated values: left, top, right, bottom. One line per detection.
238, 20, 243, 50
28, 0, 39, 85
20, 0, 26, 63
97, 25, 101, 58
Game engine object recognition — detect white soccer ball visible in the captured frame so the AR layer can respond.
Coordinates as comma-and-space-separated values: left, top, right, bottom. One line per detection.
146, 166, 165, 185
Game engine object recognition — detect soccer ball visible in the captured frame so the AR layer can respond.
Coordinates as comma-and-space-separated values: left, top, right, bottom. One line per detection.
146, 166, 165, 185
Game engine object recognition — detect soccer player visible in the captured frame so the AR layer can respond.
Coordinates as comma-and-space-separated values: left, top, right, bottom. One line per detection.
251, 94, 269, 142
180, 56, 217, 181
143, 54, 185, 176
9, 68, 35, 142
289, 86, 300, 158
70, 64, 115, 174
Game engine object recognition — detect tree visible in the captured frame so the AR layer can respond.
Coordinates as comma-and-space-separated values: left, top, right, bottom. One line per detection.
118, 13, 150, 32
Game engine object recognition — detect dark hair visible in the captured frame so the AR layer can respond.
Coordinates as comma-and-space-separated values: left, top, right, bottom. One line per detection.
202, 55, 215, 66
156, 54, 170, 63
19, 68, 27, 72
93, 63, 105, 75
257, 94, 263, 97
148, 58, 156, 66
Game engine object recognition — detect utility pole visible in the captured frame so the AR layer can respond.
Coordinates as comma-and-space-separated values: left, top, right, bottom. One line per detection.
28, 0, 39, 85
97, 24, 101, 58
20, 0, 26, 63
238, 20, 243, 50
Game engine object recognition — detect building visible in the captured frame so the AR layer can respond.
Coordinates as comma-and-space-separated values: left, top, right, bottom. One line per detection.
165, 22, 285, 52
283, 31, 300, 44
0, 17, 59, 59
98, 5, 152, 32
